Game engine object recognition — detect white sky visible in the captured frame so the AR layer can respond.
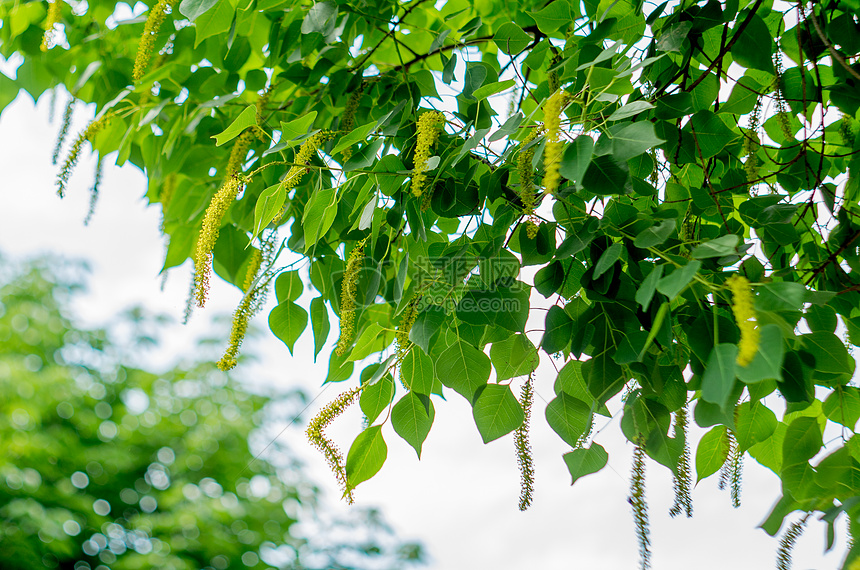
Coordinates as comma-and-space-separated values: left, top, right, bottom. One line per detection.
0, 89, 851, 569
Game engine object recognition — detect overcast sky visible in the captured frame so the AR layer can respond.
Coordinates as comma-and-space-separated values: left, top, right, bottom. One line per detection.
0, 81, 851, 569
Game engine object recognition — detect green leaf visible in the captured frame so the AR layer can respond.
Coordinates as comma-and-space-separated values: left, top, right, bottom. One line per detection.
472, 384, 525, 443
472, 79, 515, 101
392, 392, 435, 458
252, 184, 287, 240
409, 306, 446, 354
563, 443, 609, 485
529, 0, 577, 34
436, 341, 491, 401
545, 393, 592, 447
656, 260, 701, 300
635, 264, 663, 311
194, 0, 234, 47
584, 352, 625, 404
736, 324, 785, 383
310, 297, 330, 361
593, 242, 622, 278
360, 374, 394, 424
730, 13, 774, 73
541, 306, 572, 354
609, 121, 664, 162
691, 235, 739, 259
400, 348, 435, 395
274, 270, 302, 304
489, 113, 523, 142
279, 113, 318, 143
823, 388, 860, 429
686, 111, 739, 159
301, 0, 338, 35
607, 101, 655, 122
302, 188, 338, 252
782, 416, 822, 468
695, 425, 729, 482
493, 23, 532, 54
755, 282, 807, 312
346, 425, 387, 490
211, 105, 257, 146
701, 343, 738, 411
325, 349, 353, 383
735, 401, 777, 452
581, 154, 629, 195
656, 20, 692, 52
720, 76, 763, 115
634, 219, 675, 249
179, 0, 219, 21
490, 334, 538, 381
268, 301, 308, 355
348, 323, 386, 361
330, 122, 376, 156
800, 331, 854, 377
559, 135, 595, 185
749, 422, 786, 474
554, 360, 608, 415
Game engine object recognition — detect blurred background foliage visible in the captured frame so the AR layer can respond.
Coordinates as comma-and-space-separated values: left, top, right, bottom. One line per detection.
0, 252, 423, 569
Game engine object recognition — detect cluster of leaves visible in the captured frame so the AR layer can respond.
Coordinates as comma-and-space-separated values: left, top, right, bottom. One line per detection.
0, 255, 423, 569
3, 0, 860, 565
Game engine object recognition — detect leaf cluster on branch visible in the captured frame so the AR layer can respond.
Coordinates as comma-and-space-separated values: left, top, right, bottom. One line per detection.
3, 0, 860, 565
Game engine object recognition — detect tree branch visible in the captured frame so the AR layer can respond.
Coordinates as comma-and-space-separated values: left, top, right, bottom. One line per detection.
686, 0, 766, 92
808, 8, 860, 83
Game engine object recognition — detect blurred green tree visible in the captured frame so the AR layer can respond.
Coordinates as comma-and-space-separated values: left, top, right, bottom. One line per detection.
0, 254, 423, 570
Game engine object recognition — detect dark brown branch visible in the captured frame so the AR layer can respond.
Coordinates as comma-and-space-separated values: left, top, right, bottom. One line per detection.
686, 0, 766, 91
805, 228, 860, 285
808, 8, 860, 82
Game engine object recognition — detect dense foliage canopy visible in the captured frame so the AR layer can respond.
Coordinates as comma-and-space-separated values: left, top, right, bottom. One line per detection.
3, 0, 860, 565
0, 256, 422, 569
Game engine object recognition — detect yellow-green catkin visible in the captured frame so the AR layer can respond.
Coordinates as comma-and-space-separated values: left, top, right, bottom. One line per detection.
83, 157, 103, 226
217, 240, 272, 370
395, 296, 420, 362
668, 405, 693, 518
193, 175, 245, 307
547, 53, 561, 94
41, 0, 62, 52
226, 130, 256, 179
255, 85, 273, 125
192, 127, 259, 305
718, 428, 743, 507
52, 97, 74, 165
281, 131, 329, 189
243, 249, 263, 293
743, 97, 762, 184
271, 131, 331, 225
517, 127, 540, 239
335, 238, 367, 357
630, 435, 651, 570
840, 114, 856, 148
726, 275, 759, 366
217, 290, 254, 371
306, 386, 363, 504
776, 513, 810, 570
56, 115, 110, 198
217, 283, 258, 370
773, 48, 794, 141
542, 90, 566, 196
515, 374, 535, 511
339, 88, 363, 160
133, 0, 173, 82
411, 111, 445, 197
